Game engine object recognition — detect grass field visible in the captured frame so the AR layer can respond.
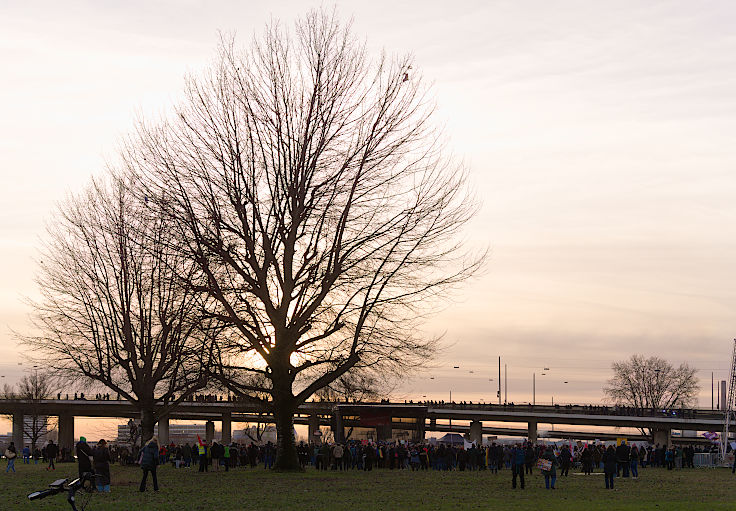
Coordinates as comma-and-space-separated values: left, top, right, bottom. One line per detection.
2, 462, 734, 510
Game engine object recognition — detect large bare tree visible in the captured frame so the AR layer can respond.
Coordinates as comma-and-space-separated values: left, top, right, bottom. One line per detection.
130, 11, 482, 469
25, 174, 218, 442
604, 354, 699, 411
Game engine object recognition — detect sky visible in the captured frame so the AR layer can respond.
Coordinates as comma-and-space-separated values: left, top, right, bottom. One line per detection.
1, 0, 736, 430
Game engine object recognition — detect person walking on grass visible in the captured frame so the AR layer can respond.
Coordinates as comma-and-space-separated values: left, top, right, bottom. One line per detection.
139, 436, 160, 492
540, 446, 558, 489
5, 442, 17, 473
603, 445, 617, 490
46, 440, 58, 471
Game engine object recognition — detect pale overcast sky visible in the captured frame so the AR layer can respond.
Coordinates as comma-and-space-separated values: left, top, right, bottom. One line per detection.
1, 0, 735, 411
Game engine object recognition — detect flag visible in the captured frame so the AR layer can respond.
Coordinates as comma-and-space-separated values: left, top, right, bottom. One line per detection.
702, 432, 719, 442
197, 434, 205, 446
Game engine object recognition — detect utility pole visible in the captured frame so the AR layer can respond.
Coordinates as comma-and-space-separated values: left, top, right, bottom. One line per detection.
498, 356, 501, 405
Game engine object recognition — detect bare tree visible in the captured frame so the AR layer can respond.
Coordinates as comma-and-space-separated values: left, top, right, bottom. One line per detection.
25, 173, 219, 442
1, 373, 58, 451
130, 10, 482, 469
604, 355, 699, 412
314, 369, 384, 403
18, 372, 57, 451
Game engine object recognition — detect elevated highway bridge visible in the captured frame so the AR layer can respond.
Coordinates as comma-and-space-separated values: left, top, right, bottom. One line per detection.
0, 399, 725, 450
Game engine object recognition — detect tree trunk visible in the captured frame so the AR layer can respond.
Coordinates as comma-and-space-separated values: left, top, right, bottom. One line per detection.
140, 408, 156, 446
273, 403, 300, 471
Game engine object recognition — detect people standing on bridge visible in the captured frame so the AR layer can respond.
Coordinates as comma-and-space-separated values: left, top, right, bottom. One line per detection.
4, 441, 17, 473
139, 436, 159, 492
511, 443, 526, 489
603, 445, 616, 489
75, 436, 94, 479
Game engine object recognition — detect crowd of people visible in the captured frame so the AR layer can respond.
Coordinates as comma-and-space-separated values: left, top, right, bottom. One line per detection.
3, 432, 727, 493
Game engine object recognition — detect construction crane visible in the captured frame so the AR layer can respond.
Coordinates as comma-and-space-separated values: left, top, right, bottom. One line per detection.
720, 338, 736, 464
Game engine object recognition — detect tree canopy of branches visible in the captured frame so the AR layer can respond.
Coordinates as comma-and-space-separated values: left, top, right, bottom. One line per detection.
604, 355, 699, 411
125, 10, 481, 470
26, 175, 218, 442
1, 372, 57, 450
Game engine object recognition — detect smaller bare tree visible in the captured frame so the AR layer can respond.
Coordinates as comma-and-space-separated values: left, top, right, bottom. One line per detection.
1, 372, 58, 451
604, 354, 699, 411
25, 173, 220, 443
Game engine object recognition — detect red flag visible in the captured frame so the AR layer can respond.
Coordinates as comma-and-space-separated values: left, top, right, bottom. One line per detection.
197, 434, 205, 446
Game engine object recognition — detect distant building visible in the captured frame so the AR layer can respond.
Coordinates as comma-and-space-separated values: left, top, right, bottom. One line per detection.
116, 423, 208, 444
236, 425, 277, 444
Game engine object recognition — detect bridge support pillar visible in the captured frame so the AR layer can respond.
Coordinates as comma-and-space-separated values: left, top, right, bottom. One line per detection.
205, 421, 215, 444
221, 412, 232, 445
58, 414, 74, 451
527, 420, 538, 443
308, 414, 321, 443
652, 427, 671, 448
158, 417, 169, 446
469, 420, 483, 446
377, 422, 392, 441
413, 417, 426, 441
333, 408, 345, 444
12, 413, 24, 450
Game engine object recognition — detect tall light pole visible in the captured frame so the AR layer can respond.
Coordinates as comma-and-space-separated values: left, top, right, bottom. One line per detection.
533, 373, 536, 406
498, 357, 501, 405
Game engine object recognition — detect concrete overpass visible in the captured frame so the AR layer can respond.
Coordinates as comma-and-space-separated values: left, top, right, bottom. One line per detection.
0, 399, 726, 450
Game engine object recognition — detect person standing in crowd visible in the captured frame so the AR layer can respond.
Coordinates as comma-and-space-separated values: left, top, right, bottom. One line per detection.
511, 443, 525, 489
334, 443, 344, 470
603, 445, 617, 489
93, 439, 111, 492
182, 442, 192, 468
139, 436, 159, 492
198, 438, 208, 472
46, 440, 58, 471
665, 447, 674, 470
210, 441, 220, 471
223, 443, 230, 472
524, 443, 535, 475
615, 440, 630, 477
629, 445, 639, 479
581, 445, 593, 475
540, 445, 557, 489
22, 445, 30, 464
75, 436, 93, 479
4, 441, 17, 473
559, 445, 572, 476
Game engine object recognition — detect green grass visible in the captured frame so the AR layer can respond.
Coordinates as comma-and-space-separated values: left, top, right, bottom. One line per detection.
2, 461, 735, 510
